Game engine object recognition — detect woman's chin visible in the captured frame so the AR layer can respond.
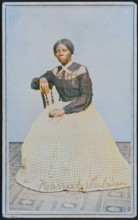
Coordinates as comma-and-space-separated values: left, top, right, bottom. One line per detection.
59, 60, 70, 66
59, 59, 65, 64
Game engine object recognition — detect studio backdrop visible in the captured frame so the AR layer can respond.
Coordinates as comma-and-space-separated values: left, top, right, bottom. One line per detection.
5, 4, 133, 142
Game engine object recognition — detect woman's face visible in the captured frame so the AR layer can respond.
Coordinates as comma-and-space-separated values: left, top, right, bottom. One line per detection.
55, 44, 72, 66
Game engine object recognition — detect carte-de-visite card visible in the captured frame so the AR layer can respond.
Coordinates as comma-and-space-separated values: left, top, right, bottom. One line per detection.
2, 1, 137, 218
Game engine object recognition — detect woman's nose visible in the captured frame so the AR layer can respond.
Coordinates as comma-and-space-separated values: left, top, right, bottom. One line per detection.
59, 51, 64, 56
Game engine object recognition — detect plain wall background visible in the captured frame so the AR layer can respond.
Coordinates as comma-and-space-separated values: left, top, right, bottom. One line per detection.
5, 4, 133, 142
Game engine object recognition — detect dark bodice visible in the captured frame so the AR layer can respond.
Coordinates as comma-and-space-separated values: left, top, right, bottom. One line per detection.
31, 62, 93, 114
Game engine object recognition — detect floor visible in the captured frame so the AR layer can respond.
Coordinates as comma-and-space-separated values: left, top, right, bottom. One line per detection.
9, 142, 131, 217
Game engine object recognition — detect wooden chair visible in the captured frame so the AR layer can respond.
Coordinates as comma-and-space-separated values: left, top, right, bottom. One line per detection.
41, 89, 54, 108
31, 77, 55, 108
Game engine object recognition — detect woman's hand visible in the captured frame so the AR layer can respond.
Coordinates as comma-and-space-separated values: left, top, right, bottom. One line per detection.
49, 109, 65, 117
39, 77, 49, 94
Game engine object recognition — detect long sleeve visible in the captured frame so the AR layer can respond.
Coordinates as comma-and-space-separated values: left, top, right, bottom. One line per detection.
31, 63, 93, 114
31, 71, 53, 90
39, 71, 54, 89
31, 77, 40, 90
63, 72, 93, 114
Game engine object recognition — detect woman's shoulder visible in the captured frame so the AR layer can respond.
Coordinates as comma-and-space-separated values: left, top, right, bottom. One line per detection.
68, 62, 87, 70
51, 62, 88, 77
72, 62, 88, 77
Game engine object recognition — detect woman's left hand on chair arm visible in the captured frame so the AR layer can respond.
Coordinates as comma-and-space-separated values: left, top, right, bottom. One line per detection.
31, 71, 53, 90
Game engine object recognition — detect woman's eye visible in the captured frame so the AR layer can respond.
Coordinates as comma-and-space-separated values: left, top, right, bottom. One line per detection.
56, 49, 67, 53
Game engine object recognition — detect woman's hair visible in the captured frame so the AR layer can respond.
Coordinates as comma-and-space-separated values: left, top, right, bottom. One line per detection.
53, 39, 74, 54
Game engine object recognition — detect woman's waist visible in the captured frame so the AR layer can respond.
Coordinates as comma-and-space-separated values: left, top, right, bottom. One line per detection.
60, 96, 77, 102
46, 100, 72, 109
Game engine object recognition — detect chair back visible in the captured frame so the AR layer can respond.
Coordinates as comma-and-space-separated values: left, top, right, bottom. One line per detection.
31, 77, 60, 108
41, 90, 54, 108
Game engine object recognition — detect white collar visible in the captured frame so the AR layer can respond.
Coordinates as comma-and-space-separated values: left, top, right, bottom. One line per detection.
59, 60, 73, 74
63, 60, 73, 69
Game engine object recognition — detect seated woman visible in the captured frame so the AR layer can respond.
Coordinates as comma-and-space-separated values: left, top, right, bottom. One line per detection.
16, 39, 130, 192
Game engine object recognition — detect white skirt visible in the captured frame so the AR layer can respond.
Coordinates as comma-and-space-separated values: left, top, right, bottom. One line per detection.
16, 102, 131, 192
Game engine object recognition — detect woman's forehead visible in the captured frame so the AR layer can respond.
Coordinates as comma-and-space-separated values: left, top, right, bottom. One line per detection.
56, 44, 68, 50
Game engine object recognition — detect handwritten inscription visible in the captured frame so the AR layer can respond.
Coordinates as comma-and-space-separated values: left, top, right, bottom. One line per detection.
38, 176, 127, 191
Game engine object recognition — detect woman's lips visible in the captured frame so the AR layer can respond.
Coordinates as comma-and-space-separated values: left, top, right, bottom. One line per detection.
59, 58, 65, 62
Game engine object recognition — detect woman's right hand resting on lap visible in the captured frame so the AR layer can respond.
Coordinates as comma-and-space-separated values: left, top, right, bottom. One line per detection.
39, 77, 49, 94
